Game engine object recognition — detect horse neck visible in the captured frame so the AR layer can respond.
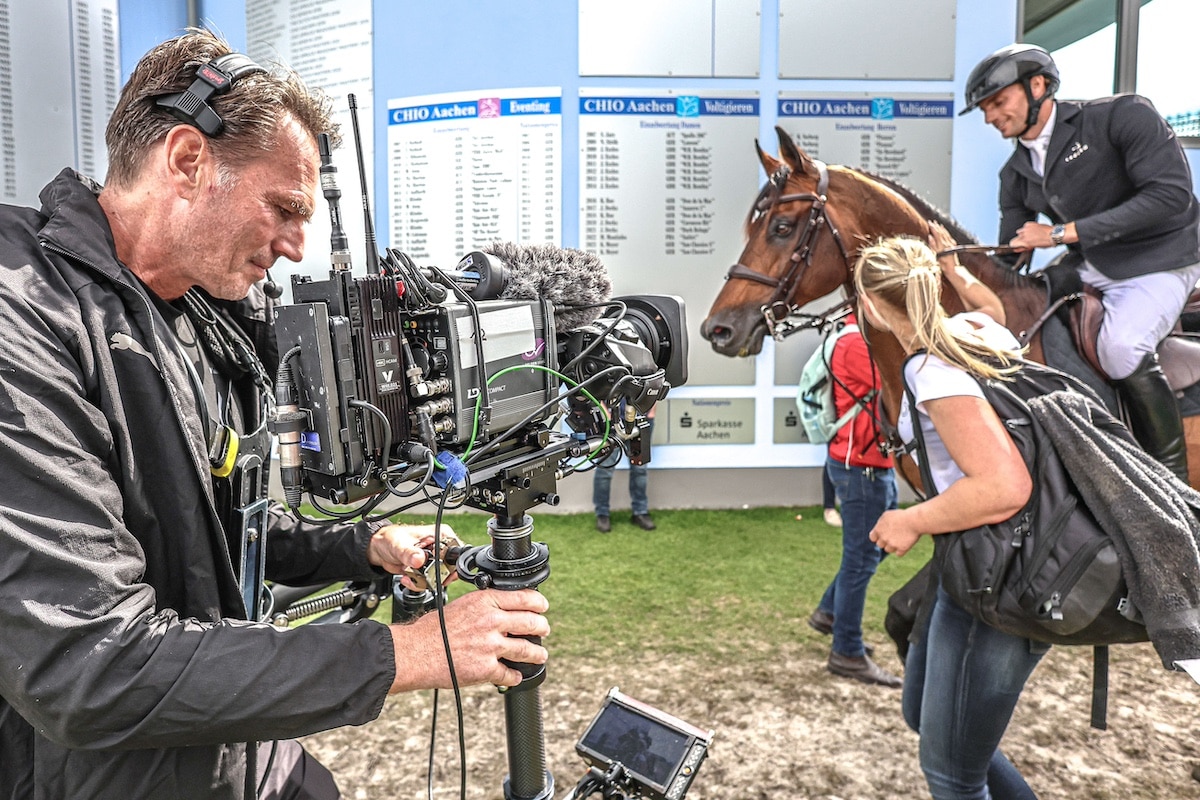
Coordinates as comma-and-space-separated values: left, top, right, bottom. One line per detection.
831, 171, 1046, 350
827, 172, 928, 283
858, 318, 926, 492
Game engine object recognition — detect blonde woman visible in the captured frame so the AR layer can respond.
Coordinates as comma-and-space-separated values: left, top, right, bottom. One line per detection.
858, 225, 1042, 800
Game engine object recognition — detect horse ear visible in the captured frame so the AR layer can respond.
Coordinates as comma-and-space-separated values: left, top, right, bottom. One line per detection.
775, 126, 810, 174
756, 138, 784, 178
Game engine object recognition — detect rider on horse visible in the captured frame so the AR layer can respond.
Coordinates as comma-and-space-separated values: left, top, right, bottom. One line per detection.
960, 43, 1200, 482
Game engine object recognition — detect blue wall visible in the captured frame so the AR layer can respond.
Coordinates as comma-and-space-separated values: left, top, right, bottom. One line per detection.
117, 0, 187, 80
118, 0, 1029, 250
116, 1, 1200, 243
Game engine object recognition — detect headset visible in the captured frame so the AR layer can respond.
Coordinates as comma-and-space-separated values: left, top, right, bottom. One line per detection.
154, 52, 281, 300
154, 52, 267, 137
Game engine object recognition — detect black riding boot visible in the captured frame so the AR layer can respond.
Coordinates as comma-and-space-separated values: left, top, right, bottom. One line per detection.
1113, 353, 1189, 482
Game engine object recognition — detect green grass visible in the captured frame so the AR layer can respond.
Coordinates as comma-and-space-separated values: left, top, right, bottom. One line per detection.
376, 506, 932, 662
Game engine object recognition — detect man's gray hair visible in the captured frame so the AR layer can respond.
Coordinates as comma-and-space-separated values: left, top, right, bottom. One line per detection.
104, 28, 340, 188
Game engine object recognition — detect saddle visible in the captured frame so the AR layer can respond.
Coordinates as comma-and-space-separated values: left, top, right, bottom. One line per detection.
1041, 259, 1200, 392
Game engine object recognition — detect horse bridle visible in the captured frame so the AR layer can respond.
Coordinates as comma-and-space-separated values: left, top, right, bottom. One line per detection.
724, 159, 853, 340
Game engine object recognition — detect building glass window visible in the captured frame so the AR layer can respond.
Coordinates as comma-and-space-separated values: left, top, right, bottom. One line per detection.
1025, 0, 1118, 100
1137, 0, 1200, 133
1024, 0, 1197, 136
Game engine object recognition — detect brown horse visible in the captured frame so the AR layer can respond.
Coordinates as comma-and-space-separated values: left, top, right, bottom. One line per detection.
700, 126, 1200, 489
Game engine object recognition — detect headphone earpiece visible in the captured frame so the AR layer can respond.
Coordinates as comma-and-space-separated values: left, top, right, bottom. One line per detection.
154, 52, 267, 137
262, 270, 283, 300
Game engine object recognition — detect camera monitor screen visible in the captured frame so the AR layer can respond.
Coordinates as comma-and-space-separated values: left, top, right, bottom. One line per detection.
576, 689, 712, 799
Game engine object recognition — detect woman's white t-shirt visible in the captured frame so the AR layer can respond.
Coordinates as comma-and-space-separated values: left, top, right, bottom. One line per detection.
897, 312, 1022, 494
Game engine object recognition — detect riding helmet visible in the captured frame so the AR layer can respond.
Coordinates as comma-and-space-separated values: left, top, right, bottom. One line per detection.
959, 43, 1060, 116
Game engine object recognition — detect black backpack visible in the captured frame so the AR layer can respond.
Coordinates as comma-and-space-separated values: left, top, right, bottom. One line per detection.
902, 355, 1149, 648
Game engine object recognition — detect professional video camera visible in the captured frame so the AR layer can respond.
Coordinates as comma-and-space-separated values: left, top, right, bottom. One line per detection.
269, 134, 687, 520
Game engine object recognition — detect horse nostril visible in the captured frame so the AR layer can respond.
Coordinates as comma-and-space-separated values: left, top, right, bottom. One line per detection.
706, 324, 731, 345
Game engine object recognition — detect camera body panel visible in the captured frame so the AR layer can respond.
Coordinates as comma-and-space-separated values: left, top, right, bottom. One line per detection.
276, 268, 559, 505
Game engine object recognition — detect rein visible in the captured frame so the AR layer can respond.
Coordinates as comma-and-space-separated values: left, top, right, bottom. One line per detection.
724, 160, 853, 340
938, 244, 1063, 345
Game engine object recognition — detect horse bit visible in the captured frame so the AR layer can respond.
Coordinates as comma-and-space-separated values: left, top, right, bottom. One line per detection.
723, 159, 854, 340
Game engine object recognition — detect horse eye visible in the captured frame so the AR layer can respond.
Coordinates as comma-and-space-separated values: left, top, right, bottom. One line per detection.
771, 217, 795, 237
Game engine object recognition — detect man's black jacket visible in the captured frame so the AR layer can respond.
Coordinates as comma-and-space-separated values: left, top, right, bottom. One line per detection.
0, 171, 394, 799
998, 94, 1200, 280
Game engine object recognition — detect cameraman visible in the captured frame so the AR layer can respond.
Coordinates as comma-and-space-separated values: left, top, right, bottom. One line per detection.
0, 30, 548, 800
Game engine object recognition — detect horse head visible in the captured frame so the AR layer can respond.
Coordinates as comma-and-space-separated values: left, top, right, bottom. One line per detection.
700, 126, 929, 357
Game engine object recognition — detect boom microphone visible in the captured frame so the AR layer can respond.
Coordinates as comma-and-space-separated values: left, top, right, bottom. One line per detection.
473, 242, 613, 331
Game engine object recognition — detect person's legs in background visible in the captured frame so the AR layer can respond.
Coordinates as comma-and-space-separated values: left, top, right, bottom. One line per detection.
822, 459, 842, 526
811, 458, 844, 633
591, 448, 622, 533
629, 418, 656, 530
823, 459, 900, 687
628, 460, 655, 529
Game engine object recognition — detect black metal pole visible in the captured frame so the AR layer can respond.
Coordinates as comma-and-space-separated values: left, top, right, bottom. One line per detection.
470, 513, 554, 800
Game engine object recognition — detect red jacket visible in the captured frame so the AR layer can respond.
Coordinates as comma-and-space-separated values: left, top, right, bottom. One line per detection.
827, 313, 893, 469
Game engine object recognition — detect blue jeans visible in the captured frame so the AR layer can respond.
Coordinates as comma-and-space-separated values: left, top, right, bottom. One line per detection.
593, 420, 653, 517
902, 586, 1048, 800
822, 464, 838, 510
817, 459, 897, 657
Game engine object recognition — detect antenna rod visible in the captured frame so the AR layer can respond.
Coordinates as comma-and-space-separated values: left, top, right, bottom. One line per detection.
318, 132, 351, 272
348, 93, 381, 275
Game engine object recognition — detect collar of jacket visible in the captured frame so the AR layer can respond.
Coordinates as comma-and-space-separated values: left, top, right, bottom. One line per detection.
35, 169, 129, 280
1006, 100, 1082, 184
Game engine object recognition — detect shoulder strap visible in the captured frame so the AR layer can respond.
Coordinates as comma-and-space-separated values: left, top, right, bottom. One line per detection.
899, 352, 940, 497
825, 323, 883, 450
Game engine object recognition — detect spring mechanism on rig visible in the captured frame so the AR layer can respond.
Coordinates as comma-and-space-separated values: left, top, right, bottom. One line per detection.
271, 586, 371, 627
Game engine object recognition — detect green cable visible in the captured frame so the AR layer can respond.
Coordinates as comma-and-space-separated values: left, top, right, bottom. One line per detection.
462, 364, 611, 459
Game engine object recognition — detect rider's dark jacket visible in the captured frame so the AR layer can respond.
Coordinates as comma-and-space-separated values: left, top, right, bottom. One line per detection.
0, 170, 394, 799
998, 94, 1200, 280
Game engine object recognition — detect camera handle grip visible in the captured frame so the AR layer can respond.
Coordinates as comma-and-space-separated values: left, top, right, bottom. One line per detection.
454, 514, 554, 800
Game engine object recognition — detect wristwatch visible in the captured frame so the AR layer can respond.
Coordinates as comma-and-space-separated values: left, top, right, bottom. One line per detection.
1050, 224, 1067, 246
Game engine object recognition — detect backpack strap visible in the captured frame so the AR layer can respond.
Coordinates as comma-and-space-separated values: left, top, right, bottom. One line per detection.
899, 353, 941, 645
899, 352, 939, 497
825, 323, 885, 456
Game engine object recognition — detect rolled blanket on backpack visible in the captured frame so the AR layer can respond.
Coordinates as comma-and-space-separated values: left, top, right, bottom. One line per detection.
1030, 391, 1200, 669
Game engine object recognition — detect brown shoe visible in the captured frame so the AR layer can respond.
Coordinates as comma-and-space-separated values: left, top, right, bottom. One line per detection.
595, 515, 611, 533
807, 608, 834, 635
827, 651, 902, 688
631, 514, 656, 531
806, 610, 874, 655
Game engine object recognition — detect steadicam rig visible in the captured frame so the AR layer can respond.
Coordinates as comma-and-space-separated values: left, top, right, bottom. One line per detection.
264, 101, 704, 800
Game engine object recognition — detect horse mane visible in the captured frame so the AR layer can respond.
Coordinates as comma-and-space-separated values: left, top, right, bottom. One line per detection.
856, 168, 1035, 292
860, 170, 977, 245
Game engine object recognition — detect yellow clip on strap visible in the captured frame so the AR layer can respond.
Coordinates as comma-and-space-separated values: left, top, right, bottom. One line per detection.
209, 426, 240, 478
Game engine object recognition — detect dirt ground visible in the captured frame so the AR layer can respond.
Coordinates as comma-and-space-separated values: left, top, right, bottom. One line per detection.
303, 636, 1200, 800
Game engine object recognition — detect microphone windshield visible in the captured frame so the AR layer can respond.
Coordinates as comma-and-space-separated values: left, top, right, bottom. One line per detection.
483, 242, 612, 331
